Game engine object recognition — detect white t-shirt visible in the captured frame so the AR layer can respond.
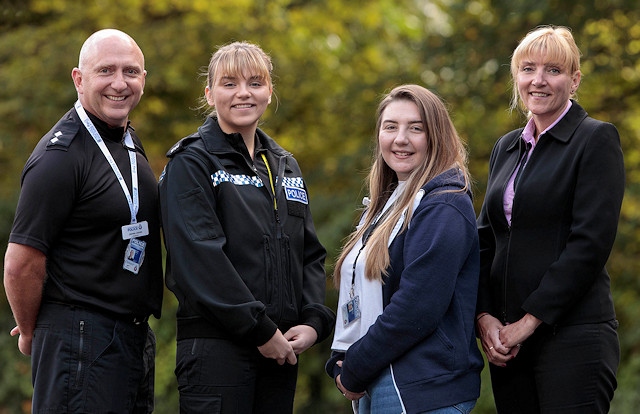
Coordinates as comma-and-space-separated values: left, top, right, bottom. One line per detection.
331, 182, 407, 352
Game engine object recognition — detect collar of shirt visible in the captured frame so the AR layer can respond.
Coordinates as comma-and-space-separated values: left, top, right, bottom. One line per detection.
522, 99, 573, 146
85, 110, 128, 144
503, 100, 572, 225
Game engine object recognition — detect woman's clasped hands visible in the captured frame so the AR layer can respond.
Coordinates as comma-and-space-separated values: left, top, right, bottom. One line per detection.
477, 312, 541, 367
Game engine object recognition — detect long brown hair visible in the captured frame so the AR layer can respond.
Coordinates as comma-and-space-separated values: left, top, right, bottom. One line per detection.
332, 85, 470, 287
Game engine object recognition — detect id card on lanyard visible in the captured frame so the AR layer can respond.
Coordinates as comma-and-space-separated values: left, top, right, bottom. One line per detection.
342, 207, 391, 327
74, 101, 149, 274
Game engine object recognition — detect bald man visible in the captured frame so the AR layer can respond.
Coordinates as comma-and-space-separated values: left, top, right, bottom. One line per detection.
3, 29, 163, 413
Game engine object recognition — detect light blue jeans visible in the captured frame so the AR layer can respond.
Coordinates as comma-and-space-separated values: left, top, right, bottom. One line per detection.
357, 367, 476, 414
357, 367, 403, 414
422, 400, 476, 414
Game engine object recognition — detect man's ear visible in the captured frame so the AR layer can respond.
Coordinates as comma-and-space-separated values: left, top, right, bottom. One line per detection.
71, 68, 83, 93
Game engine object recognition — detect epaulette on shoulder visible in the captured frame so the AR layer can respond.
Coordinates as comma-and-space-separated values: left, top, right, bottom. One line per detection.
45, 117, 81, 149
166, 134, 201, 158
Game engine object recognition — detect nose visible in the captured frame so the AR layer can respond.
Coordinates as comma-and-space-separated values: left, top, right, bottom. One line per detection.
111, 71, 127, 91
394, 127, 410, 144
532, 68, 547, 86
236, 83, 251, 97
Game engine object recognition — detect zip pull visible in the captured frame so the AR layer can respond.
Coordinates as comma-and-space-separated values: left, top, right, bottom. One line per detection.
260, 153, 277, 212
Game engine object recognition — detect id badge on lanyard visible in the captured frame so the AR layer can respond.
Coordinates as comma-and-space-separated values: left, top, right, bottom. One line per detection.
342, 206, 392, 327
75, 101, 149, 274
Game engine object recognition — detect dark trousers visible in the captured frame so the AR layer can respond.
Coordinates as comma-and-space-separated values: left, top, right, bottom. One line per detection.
31, 302, 155, 414
176, 337, 299, 414
489, 320, 619, 414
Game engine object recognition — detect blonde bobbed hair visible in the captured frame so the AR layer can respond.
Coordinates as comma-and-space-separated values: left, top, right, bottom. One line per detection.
510, 25, 581, 114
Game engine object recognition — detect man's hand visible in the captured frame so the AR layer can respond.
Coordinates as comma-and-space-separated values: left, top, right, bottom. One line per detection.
10, 326, 33, 356
4, 243, 46, 357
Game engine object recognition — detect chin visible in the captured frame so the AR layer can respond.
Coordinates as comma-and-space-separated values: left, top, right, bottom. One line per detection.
105, 112, 130, 126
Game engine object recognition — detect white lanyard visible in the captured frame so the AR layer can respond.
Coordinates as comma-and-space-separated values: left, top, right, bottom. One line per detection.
74, 100, 139, 224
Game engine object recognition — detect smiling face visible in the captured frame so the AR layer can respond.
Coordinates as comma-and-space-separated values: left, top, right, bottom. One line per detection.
378, 99, 428, 181
516, 54, 580, 132
72, 31, 146, 127
205, 72, 272, 138
509, 27, 583, 131
203, 42, 274, 141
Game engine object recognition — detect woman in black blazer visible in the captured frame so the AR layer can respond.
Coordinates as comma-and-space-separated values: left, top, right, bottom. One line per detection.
476, 26, 624, 413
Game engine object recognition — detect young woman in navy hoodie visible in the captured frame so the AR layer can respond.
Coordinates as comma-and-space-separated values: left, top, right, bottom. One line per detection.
326, 84, 483, 413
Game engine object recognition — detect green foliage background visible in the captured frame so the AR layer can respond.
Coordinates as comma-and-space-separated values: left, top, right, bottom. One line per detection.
1, 0, 639, 412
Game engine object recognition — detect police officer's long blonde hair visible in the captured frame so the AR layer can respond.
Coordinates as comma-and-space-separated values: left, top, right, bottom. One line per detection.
333, 85, 470, 286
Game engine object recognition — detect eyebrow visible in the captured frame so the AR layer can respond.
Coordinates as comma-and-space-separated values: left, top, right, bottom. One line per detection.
219, 74, 263, 80
521, 60, 563, 68
381, 119, 423, 125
